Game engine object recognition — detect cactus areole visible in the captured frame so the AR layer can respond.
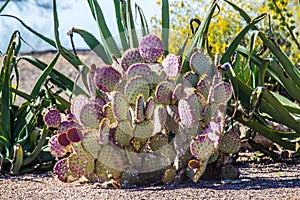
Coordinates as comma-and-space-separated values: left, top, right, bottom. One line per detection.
44, 34, 237, 188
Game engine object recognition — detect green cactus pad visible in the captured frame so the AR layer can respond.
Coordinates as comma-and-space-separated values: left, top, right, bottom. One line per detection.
126, 151, 143, 169
192, 158, 209, 182
79, 103, 101, 129
139, 34, 164, 62
178, 99, 195, 128
68, 153, 95, 177
43, 108, 61, 128
220, 164, 240, 180
208, 150, 219, 164
149, 133, 168, 151
103, 103, 116, 124
94, 160, 110, 182
172, 83, 186, 100
162, 168, 176, 184
153, 105, 167, 134
94, 66, 122, 92
197, 75, 212, 100
162, 54, 181, 78
120, 48, 144, 71
189, 50, 215, 76
71, 95, 91, 121
133, 120, 154, 139
219, 131, 241, 154
58, 121, 82, 134
155, 81, 175, 105
120, 166, 140, 188
98, 118, 111, 145
135, 94, 145, 123
98, 144, 124, 172
82, 129, 102, 159
126, 63, 153, 83
141, 152, 170, 173
190, 134, 216, 161
187, 93, 202, 121
111, 91, 129, 121
148, 63, 167, 85
48, 135, 68, 157
144, 97, 155, 120
210, 82, 233, 104
165, 105, 179, 134
182, 71, 199, 88
53, 158, 78, 183
125, 76, 150, 103
113, 120, 133, 146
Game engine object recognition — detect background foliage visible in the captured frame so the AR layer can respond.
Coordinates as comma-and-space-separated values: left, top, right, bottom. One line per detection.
152, 0, 300, 63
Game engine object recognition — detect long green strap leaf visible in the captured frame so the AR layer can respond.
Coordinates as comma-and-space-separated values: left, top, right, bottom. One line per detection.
72, 28, 111, 64
233, 109, 295, 150
1, 33, 18, 142
181, 0, 218, 73
22, 125, 48, 166
0, 0, 10, 13
30, 53, 60, 96
220, 13, 267, 64
126, 0, 139, 48
136, 3, 149, 37
223, 0, 251, 23
269, 58, 300, 103
162, 0, 169, 55
113, 0, 129, 51
258, 32, 300, 89
18, 56, 87, 96
89, 0, 121, 58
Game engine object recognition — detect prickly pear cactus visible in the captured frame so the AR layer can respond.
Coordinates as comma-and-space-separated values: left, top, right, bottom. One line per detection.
44, 34, 238, 188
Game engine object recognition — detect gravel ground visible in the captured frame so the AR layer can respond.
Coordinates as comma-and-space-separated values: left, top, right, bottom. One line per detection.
1, 162, 299, 200
2, 51, 300, 200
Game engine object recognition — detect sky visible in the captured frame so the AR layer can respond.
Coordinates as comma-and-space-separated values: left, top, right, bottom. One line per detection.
0, 0, 161, 53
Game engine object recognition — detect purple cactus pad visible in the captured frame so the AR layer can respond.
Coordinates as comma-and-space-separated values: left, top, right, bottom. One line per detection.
43, 109, 61, 128
48, 135, 68, 157
57, 132, 71, 147
120, 48, 144, 71
66, 128, 83, 143
94, 66, 122, 92
162, 54, 181, 78
139, 35, 164, 62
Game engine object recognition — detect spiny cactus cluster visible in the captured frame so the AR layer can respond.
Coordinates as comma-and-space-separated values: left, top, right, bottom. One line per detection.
44, 34, 240, 187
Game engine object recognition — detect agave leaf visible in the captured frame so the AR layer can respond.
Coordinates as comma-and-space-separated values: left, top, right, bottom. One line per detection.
233, 109, 296, 150
126, 0, 139, 48
17, 56, 87, 96
258, 32, 300, 91
113, 0, 129, 51
270, 91, 300, 115
223, 0, 251, 23
30, 53, 60, 96
220, 13, 267, 64
181, 1, 218, 73
268, 58, 300, 102
22, 126, 48, 166
162, 0, 169, 55
135, 3, 149, 36
53, 0, 90, 93
72, 28, 111, 64
1, 32, 19, 141
88, 0, 121, 58
0, 0, 10, 13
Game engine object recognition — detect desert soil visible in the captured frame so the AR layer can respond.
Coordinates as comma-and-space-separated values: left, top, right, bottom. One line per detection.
1, 51, 299, 200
